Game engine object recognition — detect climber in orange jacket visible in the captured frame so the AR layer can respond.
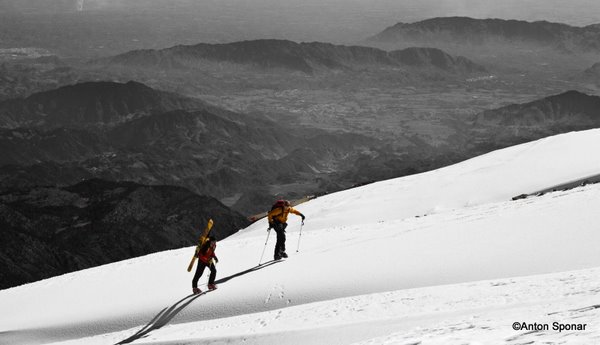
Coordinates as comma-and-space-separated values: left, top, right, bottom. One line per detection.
267, 200, 305, 260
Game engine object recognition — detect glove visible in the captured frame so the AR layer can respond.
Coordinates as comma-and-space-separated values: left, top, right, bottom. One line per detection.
301, 214, 306, 221
214, 257, 219, 263
268, 222, 274, 230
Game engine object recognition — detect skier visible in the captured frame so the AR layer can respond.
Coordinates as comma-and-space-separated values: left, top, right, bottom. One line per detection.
267, 200, 305, 260
192, 236, 219, 294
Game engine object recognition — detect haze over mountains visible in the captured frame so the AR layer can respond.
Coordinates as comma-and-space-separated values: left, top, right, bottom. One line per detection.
3, 0, 600, 57
366, 16, 600, 85
370, 16, 600, 52
0, 18, 594, 200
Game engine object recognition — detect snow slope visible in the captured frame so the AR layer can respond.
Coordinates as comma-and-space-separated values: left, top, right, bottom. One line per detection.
2, 129, 600, 345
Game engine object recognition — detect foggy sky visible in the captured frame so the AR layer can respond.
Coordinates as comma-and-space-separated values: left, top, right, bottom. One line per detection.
3, 0, 600, 27
2, 0, 599, 56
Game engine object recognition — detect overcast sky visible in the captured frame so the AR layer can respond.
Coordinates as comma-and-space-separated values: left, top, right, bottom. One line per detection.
3, 0, 600, 27
2, 0, 599, 55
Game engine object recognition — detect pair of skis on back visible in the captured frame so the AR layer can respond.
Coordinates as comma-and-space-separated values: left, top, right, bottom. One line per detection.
187, 218, 214, 272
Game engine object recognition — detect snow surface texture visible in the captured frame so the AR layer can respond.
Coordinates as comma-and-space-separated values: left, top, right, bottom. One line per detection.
1, 129, 600, 345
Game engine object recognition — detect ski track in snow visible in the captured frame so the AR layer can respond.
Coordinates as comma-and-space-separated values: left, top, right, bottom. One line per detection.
48, 265, 600, 345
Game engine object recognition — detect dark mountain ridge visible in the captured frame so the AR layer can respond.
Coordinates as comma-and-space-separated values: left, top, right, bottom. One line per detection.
388, 47, 482, 72
0, 80, 206, 129
0, 107, 335, 167
370, 17, 600, 52
470, 90, 600, 152
0, 106, 386, 209
0, 178, 250, 290
102, 39, 486, 74
475, 90, 600, 126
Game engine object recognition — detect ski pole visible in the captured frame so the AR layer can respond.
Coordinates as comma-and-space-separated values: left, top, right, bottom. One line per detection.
259, 229, 271, 265
296, 221, 304, 253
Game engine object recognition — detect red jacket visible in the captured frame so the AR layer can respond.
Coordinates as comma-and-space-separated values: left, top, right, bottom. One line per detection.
197, 240, 218, 264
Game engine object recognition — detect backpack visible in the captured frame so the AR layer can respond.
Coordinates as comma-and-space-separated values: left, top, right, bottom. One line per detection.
270, 200, 289, 219
271, 199, 287, 211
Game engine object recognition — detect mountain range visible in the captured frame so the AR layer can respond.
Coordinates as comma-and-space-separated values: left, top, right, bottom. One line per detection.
0, 81, 398, 215
3, 81, 600, 215
99, 39, 486, 75
369, 17, 600, 52
0, 178, 249, 290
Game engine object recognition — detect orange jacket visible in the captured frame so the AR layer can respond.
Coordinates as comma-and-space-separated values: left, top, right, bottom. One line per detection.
268, 206, 303, 224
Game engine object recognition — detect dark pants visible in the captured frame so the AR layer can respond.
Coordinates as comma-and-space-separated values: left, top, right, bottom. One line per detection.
273, 221, 288, 257
192, 261, 216, 288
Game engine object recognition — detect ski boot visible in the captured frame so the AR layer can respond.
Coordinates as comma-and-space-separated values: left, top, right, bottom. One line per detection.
208, 283, 218, 290
192, 287, 202, 294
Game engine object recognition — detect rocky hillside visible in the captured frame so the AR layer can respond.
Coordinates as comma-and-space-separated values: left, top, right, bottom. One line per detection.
0, 178, 250, 290
101, 39, 486, 74
470, 90, 600, 151
581, 62, 600, 85
370, 17, 600, 52
0, 81, 393, 215
0, 110, 386, 214
0, 80, 206, 129
388, 47, 485, 73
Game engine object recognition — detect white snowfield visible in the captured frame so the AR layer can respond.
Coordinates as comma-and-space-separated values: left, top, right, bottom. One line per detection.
2, 129, 600, 345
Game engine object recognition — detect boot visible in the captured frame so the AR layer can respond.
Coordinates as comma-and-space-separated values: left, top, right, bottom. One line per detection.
208, 283, 218, 290
192, 287, 202, 294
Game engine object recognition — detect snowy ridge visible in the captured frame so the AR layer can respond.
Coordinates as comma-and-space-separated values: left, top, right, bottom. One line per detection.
2, 129, 600, 344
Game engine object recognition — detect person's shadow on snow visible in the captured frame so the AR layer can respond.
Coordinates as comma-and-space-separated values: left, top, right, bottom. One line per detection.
115, 260, 282, 344
215, 259, 281, 284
